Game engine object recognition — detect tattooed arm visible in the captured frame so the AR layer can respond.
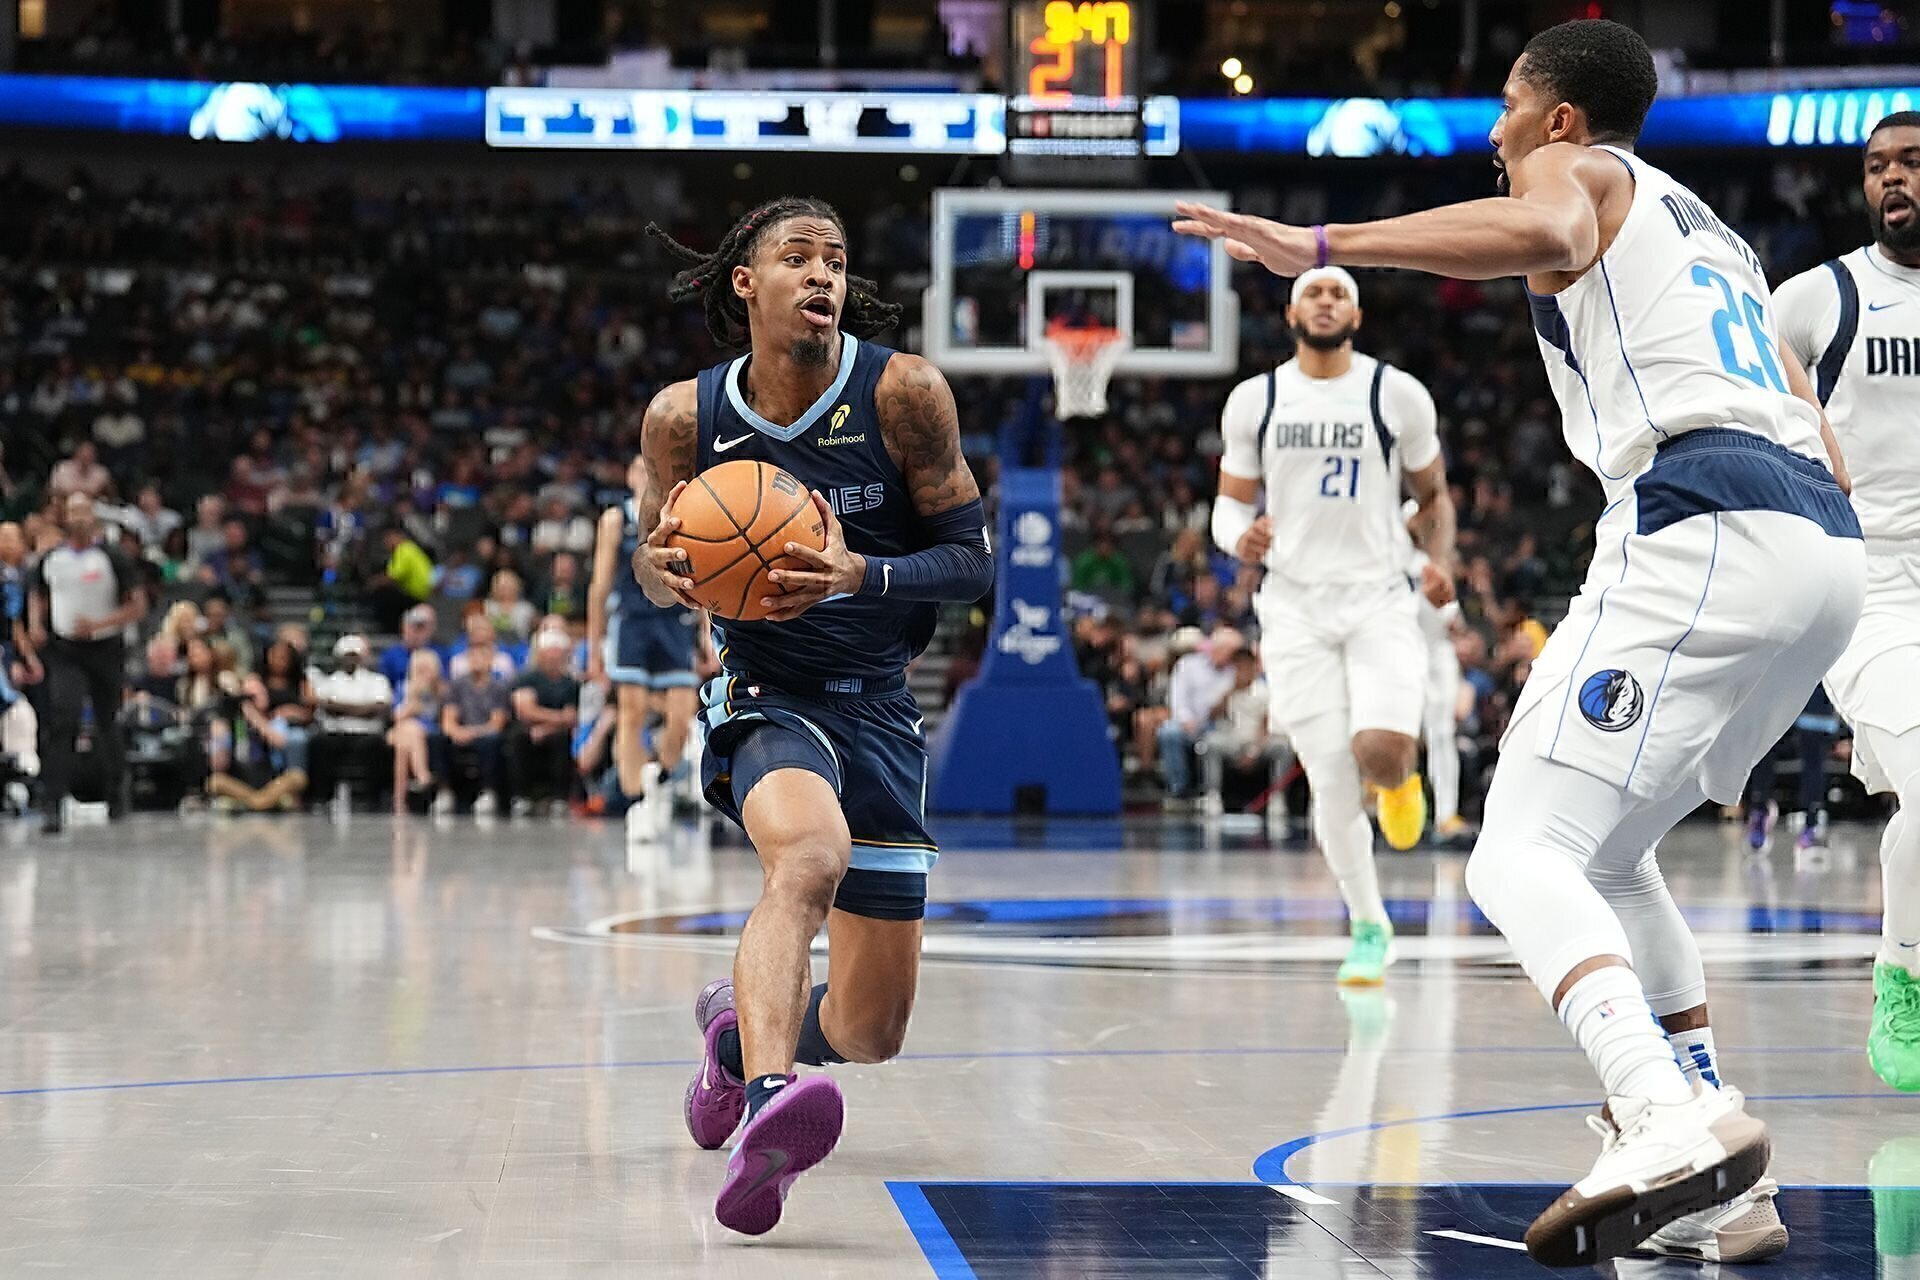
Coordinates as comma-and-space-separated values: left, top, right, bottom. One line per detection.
877, 352, 984, 516
631, 379, 702, 609
762, 353, 994, 620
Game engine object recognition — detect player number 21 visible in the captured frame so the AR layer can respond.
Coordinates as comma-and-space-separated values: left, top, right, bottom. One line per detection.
1320, 455, 1360, 501
1691, 265, 1786, 393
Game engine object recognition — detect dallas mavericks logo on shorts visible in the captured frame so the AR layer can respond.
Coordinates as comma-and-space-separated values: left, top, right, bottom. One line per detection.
1579, 669, 1645, 733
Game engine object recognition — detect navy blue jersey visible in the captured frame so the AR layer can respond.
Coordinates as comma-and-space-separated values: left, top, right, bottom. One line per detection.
694, 334, 935, 688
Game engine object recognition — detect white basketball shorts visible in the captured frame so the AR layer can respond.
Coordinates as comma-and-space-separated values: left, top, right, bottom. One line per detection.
1826, 544, 1920, 793
1257, 574, 1426, 739
1504, 428, 1864, 805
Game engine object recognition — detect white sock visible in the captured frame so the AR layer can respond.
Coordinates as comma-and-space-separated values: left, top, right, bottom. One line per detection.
1667, 1025, 1722, 1089
1322, 807, 1389, 926
1294, 720, 1389, 926
1426, 711, 1459, 826
1882, 805, 1920, 975
1559, 967, 1693, 1106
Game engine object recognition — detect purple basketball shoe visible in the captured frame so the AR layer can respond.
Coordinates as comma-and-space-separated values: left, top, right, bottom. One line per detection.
684, 978, 745, 1150
714, 1074, 844, 1236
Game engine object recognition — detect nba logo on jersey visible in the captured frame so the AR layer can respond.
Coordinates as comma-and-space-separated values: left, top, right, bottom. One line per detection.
1578, 669, 1645, 733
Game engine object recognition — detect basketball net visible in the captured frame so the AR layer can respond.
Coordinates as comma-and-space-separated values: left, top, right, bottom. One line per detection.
1043, 324, 1126, 420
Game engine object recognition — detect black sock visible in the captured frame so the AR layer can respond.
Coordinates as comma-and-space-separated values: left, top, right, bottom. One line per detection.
717, 1026, 744, 1081
794, 983, 847, 1066
745, 1073, 790, 1120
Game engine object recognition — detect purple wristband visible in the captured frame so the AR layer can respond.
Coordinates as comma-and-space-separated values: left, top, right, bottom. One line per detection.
1312, 224, 1330, 269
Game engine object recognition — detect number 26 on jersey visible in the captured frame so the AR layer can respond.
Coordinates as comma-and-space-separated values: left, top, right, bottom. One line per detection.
1692, 265, 1786, 393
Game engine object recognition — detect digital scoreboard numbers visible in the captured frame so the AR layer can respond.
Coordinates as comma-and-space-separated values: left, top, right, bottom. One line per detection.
1006, 0, 1148, 183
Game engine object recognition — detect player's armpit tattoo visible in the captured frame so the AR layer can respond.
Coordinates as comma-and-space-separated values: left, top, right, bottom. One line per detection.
878, 356, 982, 516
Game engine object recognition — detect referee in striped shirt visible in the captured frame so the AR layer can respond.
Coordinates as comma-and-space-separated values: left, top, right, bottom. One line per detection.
28, 494, 147, 834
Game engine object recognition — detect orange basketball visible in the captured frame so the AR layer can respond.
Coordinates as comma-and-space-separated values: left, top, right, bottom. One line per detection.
666, 460, 827, 621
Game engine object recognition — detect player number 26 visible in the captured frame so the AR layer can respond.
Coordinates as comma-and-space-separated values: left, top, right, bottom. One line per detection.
1320, 455, 1361, 501
1691, 265, 1787, 394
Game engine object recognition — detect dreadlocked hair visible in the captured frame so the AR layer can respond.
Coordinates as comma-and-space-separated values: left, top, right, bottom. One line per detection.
645, 196, 903, 349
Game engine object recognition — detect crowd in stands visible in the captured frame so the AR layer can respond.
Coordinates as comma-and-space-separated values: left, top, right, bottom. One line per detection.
0, 150, 1876, 820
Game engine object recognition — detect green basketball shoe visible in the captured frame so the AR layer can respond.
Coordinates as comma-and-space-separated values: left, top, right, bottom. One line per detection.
1337, 920, 1394, 986
1870, 963, 1920, 1092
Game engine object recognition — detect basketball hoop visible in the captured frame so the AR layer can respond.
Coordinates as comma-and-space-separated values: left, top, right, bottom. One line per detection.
1043, 325, 1126, 420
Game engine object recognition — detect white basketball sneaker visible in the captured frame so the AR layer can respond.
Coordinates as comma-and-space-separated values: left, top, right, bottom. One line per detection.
1524, 1083, 1770, 1267
1642, 1175, 1787, 1262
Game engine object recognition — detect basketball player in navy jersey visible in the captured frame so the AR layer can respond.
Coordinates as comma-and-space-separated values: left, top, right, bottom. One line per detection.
587, 454, 699, 840
631, 198, 993, 1236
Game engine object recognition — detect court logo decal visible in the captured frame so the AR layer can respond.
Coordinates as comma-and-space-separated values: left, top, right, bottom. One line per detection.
1578, 669, 1644, 732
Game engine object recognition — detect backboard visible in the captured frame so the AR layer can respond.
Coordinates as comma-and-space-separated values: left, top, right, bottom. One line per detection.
924, 189, 1238, 377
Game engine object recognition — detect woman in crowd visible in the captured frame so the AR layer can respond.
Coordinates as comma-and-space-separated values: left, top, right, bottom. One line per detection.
388, 647, 447, 813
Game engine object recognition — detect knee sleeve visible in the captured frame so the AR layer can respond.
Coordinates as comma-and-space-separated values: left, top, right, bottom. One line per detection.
1465, 751, 1636, 1004
1586, 848, 1704, 1015
1289, 711, 1365, 824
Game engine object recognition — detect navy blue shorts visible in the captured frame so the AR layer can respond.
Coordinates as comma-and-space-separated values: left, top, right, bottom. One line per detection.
605, 608, 697, 689
698, 673, 935, 921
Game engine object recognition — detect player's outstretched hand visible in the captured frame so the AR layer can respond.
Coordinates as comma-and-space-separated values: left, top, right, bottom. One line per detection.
1419, 560, 1456, 609
762, 491, 864, 623
634, 480, 702, 609
1171, 202, 1320, 277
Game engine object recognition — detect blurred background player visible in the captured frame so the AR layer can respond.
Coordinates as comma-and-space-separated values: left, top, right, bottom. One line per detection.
630, 197, 992, 1235
1211, 266, 1456, 985
588, 453, 698, 840
1410, 531, 1470, 845
1175, 18, 1860, 1265
1774, 110, 1920, 1091
1740, 690, 1841, 853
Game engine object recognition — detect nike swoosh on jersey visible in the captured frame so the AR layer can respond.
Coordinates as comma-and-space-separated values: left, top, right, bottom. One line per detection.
715, 433, 756, 452
1868, 301, 1904, 312
881, 564, 892, 594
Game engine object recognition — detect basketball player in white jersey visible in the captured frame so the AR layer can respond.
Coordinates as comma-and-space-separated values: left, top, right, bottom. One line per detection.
1177, 19, 1861, 1266
1774, 111, 1920, 1093
1406, 523, 1470, 844
1212, 267, 1456, 987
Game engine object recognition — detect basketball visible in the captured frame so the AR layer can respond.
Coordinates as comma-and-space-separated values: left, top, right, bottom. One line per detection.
666, 459, 827, 621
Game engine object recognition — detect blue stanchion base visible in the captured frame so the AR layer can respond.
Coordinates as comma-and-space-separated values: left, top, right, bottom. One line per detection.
929, 678, 1121, 816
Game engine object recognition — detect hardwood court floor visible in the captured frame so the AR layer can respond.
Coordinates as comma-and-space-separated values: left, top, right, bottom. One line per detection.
0, 810, 1906, 1277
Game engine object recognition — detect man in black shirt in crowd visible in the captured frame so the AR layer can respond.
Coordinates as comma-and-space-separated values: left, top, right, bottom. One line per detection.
508, 628, 580, 812
29, 494, 147, 834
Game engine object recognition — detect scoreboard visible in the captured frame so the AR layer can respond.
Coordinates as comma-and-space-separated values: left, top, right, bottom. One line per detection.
1006, 0, 1150, 182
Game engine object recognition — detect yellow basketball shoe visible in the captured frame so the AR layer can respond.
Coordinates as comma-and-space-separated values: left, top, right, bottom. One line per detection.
1376, 774, 1427, 851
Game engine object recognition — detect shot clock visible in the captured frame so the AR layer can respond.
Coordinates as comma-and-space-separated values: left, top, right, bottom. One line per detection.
1006, 0, 1151, 183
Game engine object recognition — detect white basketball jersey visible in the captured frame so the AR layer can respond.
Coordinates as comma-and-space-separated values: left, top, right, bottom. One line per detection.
1775, 244, 1920, 545
1526, 146, 1826, 503
1219, 353, 1440, 589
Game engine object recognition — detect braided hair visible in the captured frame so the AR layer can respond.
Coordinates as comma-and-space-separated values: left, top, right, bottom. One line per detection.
646, 196, 903, 350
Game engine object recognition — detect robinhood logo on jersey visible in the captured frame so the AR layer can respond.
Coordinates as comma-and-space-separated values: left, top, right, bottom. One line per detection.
817, 403, 866, 446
